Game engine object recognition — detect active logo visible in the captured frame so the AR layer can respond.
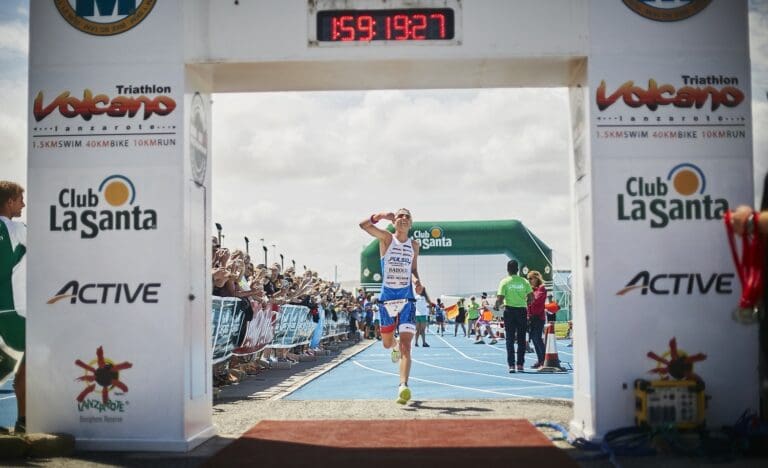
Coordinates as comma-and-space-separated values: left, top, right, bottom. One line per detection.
75, 346, 132, 418
622, 0, 711, 22
50, 175, 158, 239
616, 270, 734, 296
412, 226, 453, 250
54, 0, 156, 36
48, 280, 161, 304
617, 162, 728, 228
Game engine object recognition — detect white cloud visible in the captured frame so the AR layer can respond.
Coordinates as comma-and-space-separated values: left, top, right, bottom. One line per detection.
0, 78, 28, 197
0, 21, 27, 55
211, 88, 573, 281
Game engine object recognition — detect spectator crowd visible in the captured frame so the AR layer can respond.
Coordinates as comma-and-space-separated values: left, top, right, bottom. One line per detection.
210, 236, 362, 388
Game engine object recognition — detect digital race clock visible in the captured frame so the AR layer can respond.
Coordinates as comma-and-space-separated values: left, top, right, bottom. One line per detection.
316, 9, 455, 42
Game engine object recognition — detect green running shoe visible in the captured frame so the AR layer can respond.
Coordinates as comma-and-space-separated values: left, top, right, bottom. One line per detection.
396, 384, 411, 404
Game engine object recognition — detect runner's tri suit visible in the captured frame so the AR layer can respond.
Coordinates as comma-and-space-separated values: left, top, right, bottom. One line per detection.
378, 234, 416, 334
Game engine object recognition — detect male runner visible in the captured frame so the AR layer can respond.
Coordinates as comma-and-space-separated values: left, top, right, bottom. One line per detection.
360, 208, 423, 404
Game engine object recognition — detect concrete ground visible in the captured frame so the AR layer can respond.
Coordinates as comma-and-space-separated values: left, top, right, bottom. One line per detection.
0, 339, 765, 467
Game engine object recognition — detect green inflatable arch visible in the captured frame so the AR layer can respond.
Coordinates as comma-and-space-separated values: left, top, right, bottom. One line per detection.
360, 219, 552, 290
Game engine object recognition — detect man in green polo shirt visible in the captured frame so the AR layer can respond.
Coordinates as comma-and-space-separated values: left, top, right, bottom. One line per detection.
0, 180, 26, 433
494, 260, 533, 373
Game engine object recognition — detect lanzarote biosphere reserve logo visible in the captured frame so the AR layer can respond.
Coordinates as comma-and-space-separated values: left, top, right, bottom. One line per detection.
75, 346, 132, 416
50, 174, 158, 239
622, 0, 711, 22
412, 226, 453, 250
54, 0, 157, 36
617, 162, 728, 228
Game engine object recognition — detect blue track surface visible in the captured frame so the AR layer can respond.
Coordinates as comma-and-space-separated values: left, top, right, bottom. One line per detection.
1, 379, 15, 430
0, 332, 573, 428
287, 330, 573, 401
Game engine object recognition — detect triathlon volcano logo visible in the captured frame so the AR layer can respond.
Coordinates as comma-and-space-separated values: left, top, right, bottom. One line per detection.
75, 346, 132, 412
50, 174, 158, 239
412, 226, 453, 250
617, 162, 728, 228
54, 0, 157, 36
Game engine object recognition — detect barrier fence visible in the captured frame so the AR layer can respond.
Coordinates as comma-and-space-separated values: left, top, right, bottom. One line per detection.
211, 297, 572, 367
211, 296, 351, 365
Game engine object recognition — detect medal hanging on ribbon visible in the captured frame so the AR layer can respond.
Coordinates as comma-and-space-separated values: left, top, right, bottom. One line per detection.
724, 210, 765, 324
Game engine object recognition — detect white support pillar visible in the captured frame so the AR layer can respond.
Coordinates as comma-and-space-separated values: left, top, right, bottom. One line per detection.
27, 0, 213, 450
571, 0, 756, 439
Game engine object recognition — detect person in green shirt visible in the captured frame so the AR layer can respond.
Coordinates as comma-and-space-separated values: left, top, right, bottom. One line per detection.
466, 296, 481, 340
0, 180, 26, 433
494, 260, 533, 373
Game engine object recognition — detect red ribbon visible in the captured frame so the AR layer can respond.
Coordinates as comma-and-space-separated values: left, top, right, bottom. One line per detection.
724, 210, 765, 309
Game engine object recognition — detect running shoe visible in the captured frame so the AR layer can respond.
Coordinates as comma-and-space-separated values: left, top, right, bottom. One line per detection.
13, 418, 25, 434
390, 341, 401, 363
396, 384, 411, 404
490, 339, 498, 345
508, 367, 516, 373
474, 339, 484, 344
531, 361, 543, 369
516, 364, 525, 372
423, 343, 430, 347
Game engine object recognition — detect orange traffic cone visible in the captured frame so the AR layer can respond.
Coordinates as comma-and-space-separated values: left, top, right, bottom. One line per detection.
539, 322, 566, 373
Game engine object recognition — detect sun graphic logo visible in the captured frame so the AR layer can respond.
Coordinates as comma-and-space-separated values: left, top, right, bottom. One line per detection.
99, 175, 136, 207
75, 346, 132, 412
647, 337, 706, 381
413, 226, 452, 250
622, 0, 711, 22
50, 174, 158, 239
617, 162, 727, 228
54, 0, 157, 36
667, 163, 705, 196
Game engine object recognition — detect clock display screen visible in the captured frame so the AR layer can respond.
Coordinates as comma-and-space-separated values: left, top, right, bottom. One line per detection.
316, 9, 455, 42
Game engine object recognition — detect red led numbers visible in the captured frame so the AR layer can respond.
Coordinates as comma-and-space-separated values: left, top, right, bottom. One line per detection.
318, 9, 454, 42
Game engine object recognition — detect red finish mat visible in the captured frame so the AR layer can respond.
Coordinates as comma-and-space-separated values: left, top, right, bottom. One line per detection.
205, 419, 578, 468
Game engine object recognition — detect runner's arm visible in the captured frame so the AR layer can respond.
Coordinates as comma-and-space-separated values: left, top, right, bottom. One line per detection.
411, 240, 423, 293
359, 212, 395, 244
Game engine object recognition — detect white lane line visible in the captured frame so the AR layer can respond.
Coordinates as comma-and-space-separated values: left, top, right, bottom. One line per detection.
485, 338, 574, 364
351, 360, 534, 399
410, 358, 563, 390
433, 334, 506, 367
427, 334, 572, 388
0, 395, 16, 401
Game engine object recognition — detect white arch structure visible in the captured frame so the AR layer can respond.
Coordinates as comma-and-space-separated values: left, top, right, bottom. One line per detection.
26, 0, 755, 451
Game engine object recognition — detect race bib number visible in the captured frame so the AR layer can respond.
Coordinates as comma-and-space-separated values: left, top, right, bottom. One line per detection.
383, 299, 408, 318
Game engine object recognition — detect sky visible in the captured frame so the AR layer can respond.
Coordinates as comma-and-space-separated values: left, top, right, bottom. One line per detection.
1, 1, 767, 283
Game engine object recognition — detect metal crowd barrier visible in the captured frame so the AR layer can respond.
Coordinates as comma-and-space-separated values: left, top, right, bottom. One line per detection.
268, 304, 315, 349
210, 297, 353, 364
323, 308, 351, 338
211, 296, 244, 364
